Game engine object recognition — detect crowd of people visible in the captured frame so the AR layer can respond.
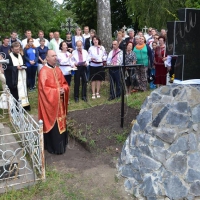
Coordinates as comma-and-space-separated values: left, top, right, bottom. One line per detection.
0, 26, 171, 155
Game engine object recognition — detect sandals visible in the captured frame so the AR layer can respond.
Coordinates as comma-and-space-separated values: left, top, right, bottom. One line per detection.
131, 89, 138, 93
92, 94, 96, 99
96, 93, 100, 98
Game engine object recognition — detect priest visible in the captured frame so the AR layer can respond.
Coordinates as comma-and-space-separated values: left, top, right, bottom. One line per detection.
4, 42, 30, 110
38, 50, 69, 155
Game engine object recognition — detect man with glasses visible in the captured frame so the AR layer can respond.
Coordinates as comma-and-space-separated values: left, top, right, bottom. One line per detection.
145, 27, 152, 40
147, 28, 157, 46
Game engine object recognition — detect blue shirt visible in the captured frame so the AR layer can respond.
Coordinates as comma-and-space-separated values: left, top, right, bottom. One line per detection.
37, 46, 48, 63
24, 47, 38, 67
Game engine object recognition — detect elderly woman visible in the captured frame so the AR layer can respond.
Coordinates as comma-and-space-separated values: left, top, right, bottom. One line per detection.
154, 36, 168, 86
125, 42, 137, 94
88, 36, 107, 99
133, 36, 153, 91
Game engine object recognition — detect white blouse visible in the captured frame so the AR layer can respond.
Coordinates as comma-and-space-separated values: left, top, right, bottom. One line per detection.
88, 45, 107, 67
57, 51, 73, 75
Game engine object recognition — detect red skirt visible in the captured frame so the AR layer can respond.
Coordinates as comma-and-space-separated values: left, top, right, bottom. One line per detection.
154, 64, 167, 85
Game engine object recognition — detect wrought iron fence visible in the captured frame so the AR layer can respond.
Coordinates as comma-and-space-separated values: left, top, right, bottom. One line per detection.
0, 86, 45, 193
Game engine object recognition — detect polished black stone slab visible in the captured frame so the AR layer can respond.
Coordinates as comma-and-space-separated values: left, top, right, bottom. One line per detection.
167, 8, 200, 80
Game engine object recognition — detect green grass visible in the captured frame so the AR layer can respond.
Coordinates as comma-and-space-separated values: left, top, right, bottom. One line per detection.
0, 76, 153, 199
0, 167, 84, 200
114, 129, 130, 144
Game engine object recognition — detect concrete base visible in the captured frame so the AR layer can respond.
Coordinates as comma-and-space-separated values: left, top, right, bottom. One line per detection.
0, 123, 36, 193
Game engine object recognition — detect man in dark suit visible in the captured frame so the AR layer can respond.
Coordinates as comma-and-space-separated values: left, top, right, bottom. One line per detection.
84, 29, 96, 79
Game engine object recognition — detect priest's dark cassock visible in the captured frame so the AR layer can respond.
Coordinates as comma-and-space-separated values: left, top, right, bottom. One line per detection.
38, 64, 69, 154
5, 52, 30, 110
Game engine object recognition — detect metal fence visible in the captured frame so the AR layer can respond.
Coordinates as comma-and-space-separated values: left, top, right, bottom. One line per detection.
0, 87, 45, 193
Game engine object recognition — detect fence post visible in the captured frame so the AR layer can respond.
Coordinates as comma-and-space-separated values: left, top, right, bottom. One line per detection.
39, 119, 45, 180
4, 85, 10, 118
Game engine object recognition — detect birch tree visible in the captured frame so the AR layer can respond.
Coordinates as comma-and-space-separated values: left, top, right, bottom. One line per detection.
97, 0, 112, 52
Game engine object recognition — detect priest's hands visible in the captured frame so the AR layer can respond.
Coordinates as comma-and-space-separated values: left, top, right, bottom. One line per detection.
17, 66, 22, 70
60, 88, 64, 95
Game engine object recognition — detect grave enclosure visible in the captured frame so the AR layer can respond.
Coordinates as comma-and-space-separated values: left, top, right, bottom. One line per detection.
0, 88, 45, 192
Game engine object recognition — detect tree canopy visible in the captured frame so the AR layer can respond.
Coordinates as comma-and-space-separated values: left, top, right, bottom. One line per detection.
0, 0, 75, 39
0, 0, 200, 40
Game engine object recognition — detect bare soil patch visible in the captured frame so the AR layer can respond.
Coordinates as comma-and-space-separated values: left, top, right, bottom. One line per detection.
45, 103, 139, 199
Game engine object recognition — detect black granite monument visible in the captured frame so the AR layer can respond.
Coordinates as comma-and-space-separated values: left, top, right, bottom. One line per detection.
167, 8, 200, 80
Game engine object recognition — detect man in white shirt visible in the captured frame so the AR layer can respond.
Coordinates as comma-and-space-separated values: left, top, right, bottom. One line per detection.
21, 30, 37, 49
144, 27, 152, 41
49, 31, 63, 55
35, 30, 49, 47
147, 28, 157, 46
72, 40, 89, 102
83, 26, 90, 39
107, 40, 123, 101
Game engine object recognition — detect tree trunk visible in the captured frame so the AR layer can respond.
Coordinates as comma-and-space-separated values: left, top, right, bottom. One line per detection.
97, 0, 112, 53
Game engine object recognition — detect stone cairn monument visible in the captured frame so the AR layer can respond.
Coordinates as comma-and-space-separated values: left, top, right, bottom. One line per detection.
117, 8, 200, 199
118, 85, 200, 199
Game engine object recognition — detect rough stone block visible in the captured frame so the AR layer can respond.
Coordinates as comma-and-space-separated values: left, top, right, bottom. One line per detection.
188, 152, 200, 171
190, 181, 200, 196
138, 155, 161, 170
192, 124, 199, 132
164, 175, 188, 199
124, 179, 133, 191
136, 110, 152, 131
153, 127, 176, 144
152, 139, 164, 148
192, 105, 200, 123
152, 105, 169, 127
168, 135, 189, 153
172, 88, 180, 97
139, 145, 153, 157
142, 176, 156, 197
173, 101, 188, 113
153, 147, 167, 163
165, 154, 187, 174
152, 103, 165, 119
131, 158, 140, 170
160, 96, 174, 104
151, 92, 162, 102
160, 86, 170, 95
188, 133, 198, 151
166, 111, 189, 127
132, 122, 140, 132
137, 133, 151, 145
186, 169, 200, 183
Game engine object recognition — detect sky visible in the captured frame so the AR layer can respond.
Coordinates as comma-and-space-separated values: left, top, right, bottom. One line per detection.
56, 0, 63, 4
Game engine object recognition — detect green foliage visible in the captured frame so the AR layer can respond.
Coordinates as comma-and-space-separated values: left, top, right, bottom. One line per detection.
185, 0, 200, 8
0, 0, 76, 40
65, 0, 97, 30
110, 0, 133, 31
126, 0, 186, 30
66, 0, 132, 33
